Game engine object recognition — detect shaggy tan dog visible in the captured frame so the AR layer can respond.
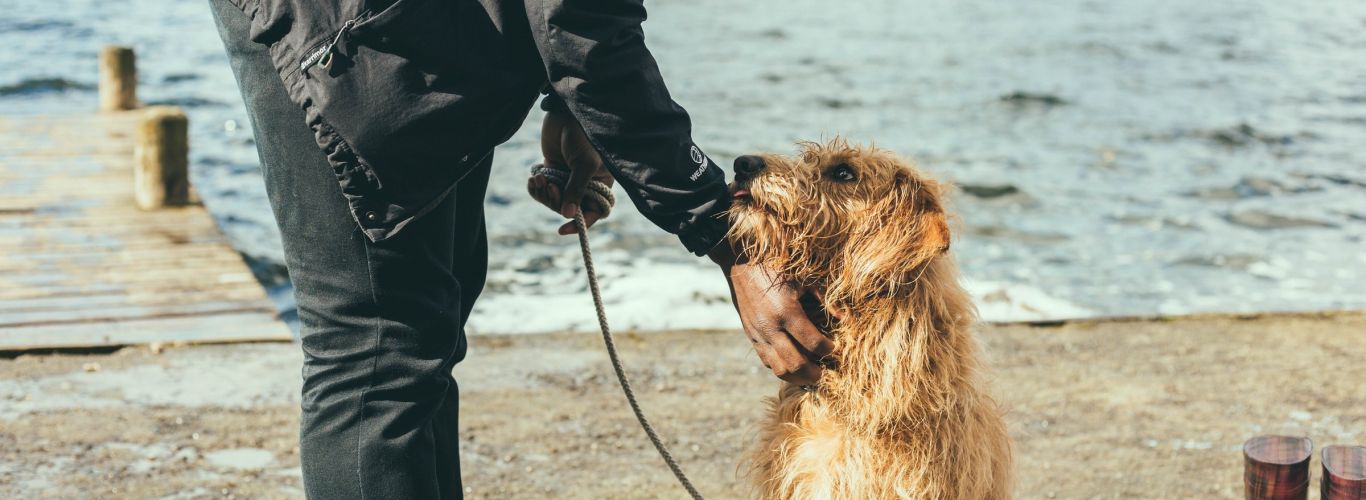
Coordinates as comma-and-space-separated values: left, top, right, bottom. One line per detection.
727, 140, 1013, 499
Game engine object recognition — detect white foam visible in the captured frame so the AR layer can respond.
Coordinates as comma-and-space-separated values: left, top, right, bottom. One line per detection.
965, 279, 1096, 322
468, 260, 1094, 334
469, 262, 740, 334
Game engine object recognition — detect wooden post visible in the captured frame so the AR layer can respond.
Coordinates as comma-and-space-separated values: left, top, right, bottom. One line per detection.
99, 45, 137, 112
134, 106, 192, 209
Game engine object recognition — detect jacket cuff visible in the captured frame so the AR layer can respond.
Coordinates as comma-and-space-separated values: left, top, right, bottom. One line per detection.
678, 202, 732, 256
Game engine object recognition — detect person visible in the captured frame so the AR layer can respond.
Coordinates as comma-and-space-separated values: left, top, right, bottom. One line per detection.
209, 0, 833, 497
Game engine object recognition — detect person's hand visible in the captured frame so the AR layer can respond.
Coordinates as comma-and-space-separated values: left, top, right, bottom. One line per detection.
710, 243, 834, 385
527, 109, 615, 235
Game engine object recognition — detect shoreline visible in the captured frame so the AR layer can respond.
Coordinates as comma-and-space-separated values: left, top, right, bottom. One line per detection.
2, 311, 1363, 498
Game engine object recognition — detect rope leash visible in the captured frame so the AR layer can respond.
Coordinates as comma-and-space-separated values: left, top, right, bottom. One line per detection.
530, 165, 616, 217
570, 210, 705, 500
531, 163, 702, 498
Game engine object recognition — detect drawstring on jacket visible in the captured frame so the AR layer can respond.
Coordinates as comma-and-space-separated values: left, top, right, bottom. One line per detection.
300, 13, 370, 74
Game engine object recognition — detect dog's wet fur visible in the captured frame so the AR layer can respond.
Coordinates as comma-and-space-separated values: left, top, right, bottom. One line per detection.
728, 139, 1013, 499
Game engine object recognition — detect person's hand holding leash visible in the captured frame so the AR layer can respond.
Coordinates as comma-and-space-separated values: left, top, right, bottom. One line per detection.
528, 109, 615, 235
710, 243, 833, 386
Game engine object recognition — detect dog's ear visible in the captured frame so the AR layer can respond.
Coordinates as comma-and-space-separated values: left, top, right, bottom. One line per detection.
917, 185, 951, 255
841, 173, 951, 295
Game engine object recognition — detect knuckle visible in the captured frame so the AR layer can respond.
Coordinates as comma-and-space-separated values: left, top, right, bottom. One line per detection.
771, 362, 799, 377
745, 329, 768, 345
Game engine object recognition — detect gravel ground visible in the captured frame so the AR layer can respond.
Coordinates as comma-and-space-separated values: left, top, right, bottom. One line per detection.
2, 312, 1363, 499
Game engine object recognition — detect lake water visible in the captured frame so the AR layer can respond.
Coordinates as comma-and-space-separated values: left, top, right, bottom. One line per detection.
4, 0, 1364, 333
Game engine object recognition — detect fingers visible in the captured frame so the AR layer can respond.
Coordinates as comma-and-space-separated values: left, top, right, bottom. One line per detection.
559, 165, 592, 219
766, 332, 823, 385
747, 322, 823, 386
559, 122, 603, 218
783, 314, 836, 368
527, 173, 562, 212
527, 173, 560, 207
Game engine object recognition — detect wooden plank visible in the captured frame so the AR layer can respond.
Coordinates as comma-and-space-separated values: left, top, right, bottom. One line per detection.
0, 271, 259, 300
0, 234, 230, 252
0, 311, 292, 351
0, 255, 252, 276
0, 242, 247, 261
0, 286, 276, 314
0, 281, 268, 303
0, 264, 256, 284
0, 112, 291, 352
0, 300, 276, 329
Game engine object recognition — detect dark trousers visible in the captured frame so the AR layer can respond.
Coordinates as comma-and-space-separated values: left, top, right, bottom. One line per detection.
211, 2, 486, 497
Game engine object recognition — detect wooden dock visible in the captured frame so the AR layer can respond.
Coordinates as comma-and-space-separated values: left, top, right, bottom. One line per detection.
0, 110, 292, 351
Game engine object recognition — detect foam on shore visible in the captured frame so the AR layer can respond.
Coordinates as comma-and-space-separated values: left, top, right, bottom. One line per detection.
468, 259, 1092, 335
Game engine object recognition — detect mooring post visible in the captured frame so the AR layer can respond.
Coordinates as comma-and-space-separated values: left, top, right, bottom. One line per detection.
99, 45, 137, 112
134, 106, 192, 209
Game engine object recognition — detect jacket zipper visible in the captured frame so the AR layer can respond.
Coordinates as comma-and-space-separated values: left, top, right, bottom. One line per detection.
300, 13, 370, 74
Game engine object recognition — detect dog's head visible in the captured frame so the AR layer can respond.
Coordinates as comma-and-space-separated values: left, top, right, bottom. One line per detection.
727, 139, 951, 299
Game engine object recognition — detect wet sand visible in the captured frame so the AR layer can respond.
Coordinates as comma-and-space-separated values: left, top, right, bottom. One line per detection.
2, 312, 1363, 498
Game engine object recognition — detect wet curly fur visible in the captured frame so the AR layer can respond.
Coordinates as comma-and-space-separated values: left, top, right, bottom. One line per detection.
728, 139, 1012, 499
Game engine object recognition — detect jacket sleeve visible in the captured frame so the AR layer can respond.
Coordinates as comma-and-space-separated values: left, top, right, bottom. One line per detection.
526, 0, 731, 256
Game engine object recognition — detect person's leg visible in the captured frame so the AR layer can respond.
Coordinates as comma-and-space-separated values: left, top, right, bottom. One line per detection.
209, 2, 479, 497
432, 155, 492, 499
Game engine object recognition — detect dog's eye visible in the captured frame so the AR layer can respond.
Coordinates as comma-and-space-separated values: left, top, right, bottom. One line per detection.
828, 164, 857, 182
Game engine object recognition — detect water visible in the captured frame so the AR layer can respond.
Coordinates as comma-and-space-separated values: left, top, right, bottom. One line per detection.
4, 0, 1364, 333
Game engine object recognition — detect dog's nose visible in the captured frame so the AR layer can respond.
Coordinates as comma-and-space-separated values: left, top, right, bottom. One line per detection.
733, 155, 766, 177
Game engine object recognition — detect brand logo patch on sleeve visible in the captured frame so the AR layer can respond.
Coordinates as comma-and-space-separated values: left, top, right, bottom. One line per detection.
688, 145, 710, 181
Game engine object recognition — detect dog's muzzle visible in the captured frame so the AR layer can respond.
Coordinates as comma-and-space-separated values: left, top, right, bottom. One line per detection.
732, 155, 766, 182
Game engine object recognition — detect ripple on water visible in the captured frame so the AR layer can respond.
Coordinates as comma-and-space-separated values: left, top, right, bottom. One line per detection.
0, 78, 94, 96
1225, 210, 1338, 230
1184, 176, 1322, 201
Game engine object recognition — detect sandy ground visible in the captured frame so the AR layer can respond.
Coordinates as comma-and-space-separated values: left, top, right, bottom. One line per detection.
2, 312, 1363, 499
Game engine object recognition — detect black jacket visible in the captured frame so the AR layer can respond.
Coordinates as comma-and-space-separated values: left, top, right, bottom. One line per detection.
225, 0, 731, 255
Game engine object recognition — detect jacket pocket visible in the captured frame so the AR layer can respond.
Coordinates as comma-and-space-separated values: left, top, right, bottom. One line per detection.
292, 0, 486, 237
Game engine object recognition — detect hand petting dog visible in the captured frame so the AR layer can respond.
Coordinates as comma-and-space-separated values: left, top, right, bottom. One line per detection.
708, 243, 833, 386
528, 109, 831, 386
